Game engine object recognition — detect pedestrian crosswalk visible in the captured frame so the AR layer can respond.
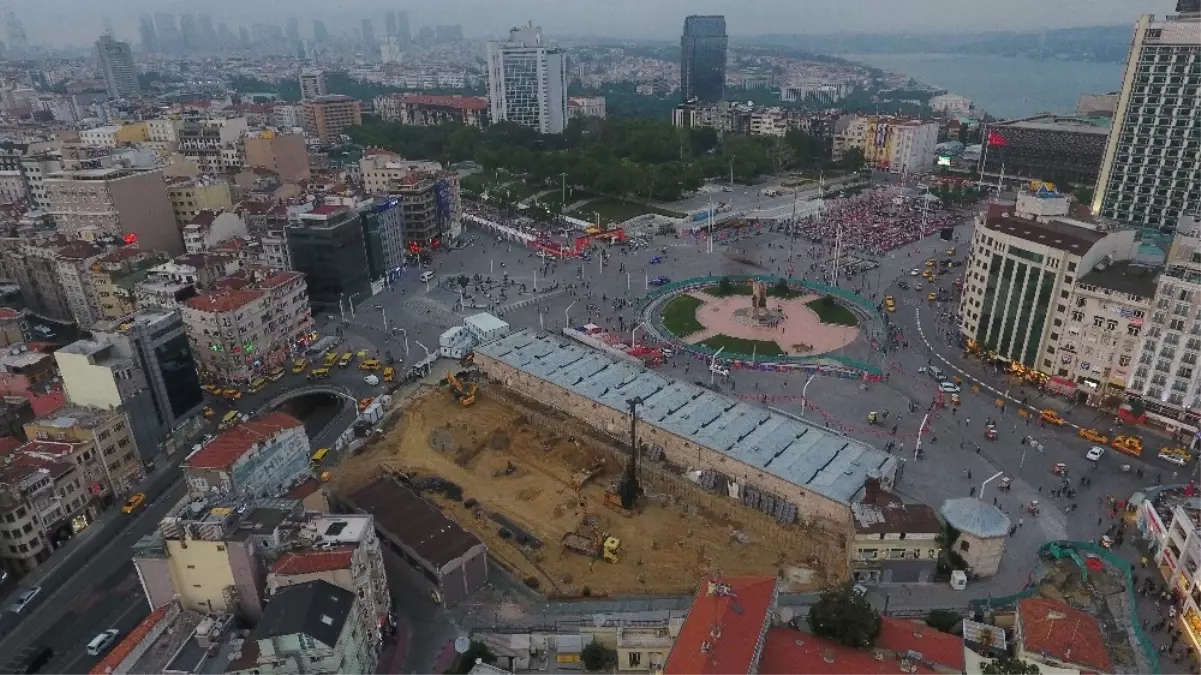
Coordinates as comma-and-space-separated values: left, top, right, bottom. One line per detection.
495, 289, 564, 316
395, 296, 464, 328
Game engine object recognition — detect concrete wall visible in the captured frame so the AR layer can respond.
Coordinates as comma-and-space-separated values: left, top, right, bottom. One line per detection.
167, 537, 239, 614
132, 555, 176, 610
476, 352, 854, 533
109, 170, 183, 255
957, 532, 1005, 577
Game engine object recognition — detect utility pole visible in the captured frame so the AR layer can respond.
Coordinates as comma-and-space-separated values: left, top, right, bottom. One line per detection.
620, 396, 644, 509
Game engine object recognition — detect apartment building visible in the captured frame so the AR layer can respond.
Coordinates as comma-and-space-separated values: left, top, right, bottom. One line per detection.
0, 440, 91, 577
1128, 216, 1201, 434
23, 406, 142, 506
486, 22, 568, 134
44, 167, 182, 255
1053, 260, 1157, 405
183, 210, 248, 254
850, 479, 941, 585
672, 100, 754, 134
271, 104, 305, 130
567, 96, 607, 120
177, 118, 247, 174
96, 34, 139, 99
1157, 502, 1201, 653
0, 310, 25, 349
19, 153, 62, 210
359, 152, 442, 195
145, 118, 180, 145
395, 170, 462, 252
182, 411, 308, 498
958, 192, 1139, 369
299, 70, 327, 101
376, 94, 488, 128
79, 125, 122, 149
0, 236, 111, 326
244, 131, 311, 183
165, 175, 233, 227
285, 206, 371, 312
359, 198, 405, 279
89, 246, 170, 321
56, 310, 204, 463
303, 95, 363, 144
181, 270, 312, 383
834, 115, 939, 173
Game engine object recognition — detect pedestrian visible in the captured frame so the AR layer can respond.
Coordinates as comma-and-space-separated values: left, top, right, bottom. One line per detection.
1018, 517, 1024, 527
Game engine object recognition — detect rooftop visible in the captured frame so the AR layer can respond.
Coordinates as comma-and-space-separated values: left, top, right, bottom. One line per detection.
346, 476, 484, 568
271, 546, 355, 576
940, 498, 1011, 538
254, 579, 354, 648
185, 411, 304, 470
1077, 260, 1160, 299
475, 331, 900, 505
399, 94, 487, 110
759, 627, 938, 675
184, 288, 263, 313
992, 113, 1112, 134
663, 577, 777, 675
853, 484, 942, 536
875, 617, 965, 672
983, 213, 1105, 256
1017, 597, 1113, 672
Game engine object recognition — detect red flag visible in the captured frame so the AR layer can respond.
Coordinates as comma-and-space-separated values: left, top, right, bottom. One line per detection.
987, 131, 1007, 147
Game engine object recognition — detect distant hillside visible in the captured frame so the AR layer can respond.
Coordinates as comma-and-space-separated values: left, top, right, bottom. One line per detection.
744, 25, 1134, 63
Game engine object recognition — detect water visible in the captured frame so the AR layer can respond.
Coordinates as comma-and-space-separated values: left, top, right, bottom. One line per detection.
841, 53, 1126, 120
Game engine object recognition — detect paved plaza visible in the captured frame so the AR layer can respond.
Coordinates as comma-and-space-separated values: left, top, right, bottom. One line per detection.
678, 291, 862, 355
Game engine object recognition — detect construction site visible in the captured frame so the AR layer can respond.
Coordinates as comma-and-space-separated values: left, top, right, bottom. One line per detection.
333, 380, 837, 598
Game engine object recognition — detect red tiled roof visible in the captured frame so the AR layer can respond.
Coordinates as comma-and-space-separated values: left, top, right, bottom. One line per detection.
26, 390, 66, 417
189, 210, 220, 227
185, 288, 264, 313
307, 204, 345, 216
0, 307, 22, 320
94, 245, 148, 264
0, 436, 21, 455
875, 617, 965, 672
270, 546, 355, 576
1017, 597, 1112, 673
89, 602, 174, 674
259, 271, 303, 289
399, 94, 487, 111
759, 627, 939, 675
287, 477, 321, 500
663, 577, 778, 675
185, 411, 303, 470
0, 447, 74, 483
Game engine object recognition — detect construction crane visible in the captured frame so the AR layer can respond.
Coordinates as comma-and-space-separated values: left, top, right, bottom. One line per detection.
446, 370, 477, 406
604, 396, 643, 510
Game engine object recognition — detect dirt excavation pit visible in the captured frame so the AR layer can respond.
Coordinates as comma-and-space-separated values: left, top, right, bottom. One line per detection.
336, 389, 821, 598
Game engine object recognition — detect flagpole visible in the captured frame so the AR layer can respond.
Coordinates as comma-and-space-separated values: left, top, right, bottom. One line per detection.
978, 122, 989, 187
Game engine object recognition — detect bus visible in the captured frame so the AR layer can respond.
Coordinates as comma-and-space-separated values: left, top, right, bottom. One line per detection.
310, 447, 330, 467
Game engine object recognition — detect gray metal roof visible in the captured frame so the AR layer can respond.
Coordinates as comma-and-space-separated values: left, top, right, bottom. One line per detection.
940, 497, 1011, 538
476, 330, 899, 505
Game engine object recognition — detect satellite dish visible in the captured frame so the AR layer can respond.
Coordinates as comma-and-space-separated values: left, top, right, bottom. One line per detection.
454, 636, 471, 654
592, 614, 607, 628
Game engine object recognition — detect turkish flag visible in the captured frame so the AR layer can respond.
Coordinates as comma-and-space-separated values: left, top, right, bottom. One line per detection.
987, 131, 1007, 147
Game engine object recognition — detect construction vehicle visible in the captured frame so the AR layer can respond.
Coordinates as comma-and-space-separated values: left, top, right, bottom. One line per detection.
561, 531, 621, 563
571, 459, 605, 489
460, 352, 475, 367
447, 370, 477, 406
609, 397, 644, 510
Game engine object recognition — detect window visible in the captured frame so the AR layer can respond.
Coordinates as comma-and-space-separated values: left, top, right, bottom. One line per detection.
959, 540, 970, 552
1128, 325, 1142, 337
1071, 312, 1084, 322
1093, 316, 1105, 327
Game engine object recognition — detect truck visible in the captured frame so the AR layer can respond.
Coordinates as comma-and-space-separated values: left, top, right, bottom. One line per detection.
561, 531, 621, 563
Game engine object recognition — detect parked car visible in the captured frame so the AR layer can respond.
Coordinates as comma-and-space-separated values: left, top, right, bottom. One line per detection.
7, 585, 42, 613
938, 381, 961, 393
1086, 446, 1105, 461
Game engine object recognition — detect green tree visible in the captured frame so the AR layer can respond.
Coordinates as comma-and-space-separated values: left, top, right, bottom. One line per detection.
1071, 184, 1094, 206
807, 582, 882, 648
924, 609, 962, 633
981, 657, 1041, 674
718, 276, 734, 295
839, 147, 866, 171
581, 640, 612, 671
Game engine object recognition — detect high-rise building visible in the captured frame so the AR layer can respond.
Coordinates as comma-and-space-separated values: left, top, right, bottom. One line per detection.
138, 14, 157, 52
486, 22, 568, 134
313, 19, 329, 43
681, 15, 728, 104
302, 95, 363, 143
285, 17, 300, 41
299, 69, 327, 100
1092, 8, 1200, 233
45, 167, 181, 254
380, 36, 402, 64
385, 11, 397, 36
361, 18, 375, 44
154, 13, 181, 53
4, 9, 28, 57
435, 25, 463, 43
198, 14, 217, 50
95, 34, 139, 99
179, 13, 199, 52
285, 206, 372, 312
396, 11, 410, 44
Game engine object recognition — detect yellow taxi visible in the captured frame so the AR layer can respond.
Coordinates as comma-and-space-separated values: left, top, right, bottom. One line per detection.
1111, 435, 1144, 456
202, 406, 215, 418
323, 352, 339, 368
384, 366, 396, 382
308, 367, 331, 379
122, 492, 146, 514
925, 259, 937, 268
292, 358, 309, 374
356, 349, 368, 359
359, 359, 381, 372
927, 292, 937, 302
267, 367, 286, 382
221, 388, 242, 401
1078, 428, 1108, 444
1039, 409, 1065, 426
884, 295, 896, 312
202, 384, 222, 396
338, 352, 354, 368
945, 247, 956, 256
1159, 446, 1192, 466
219, 410, 240, 430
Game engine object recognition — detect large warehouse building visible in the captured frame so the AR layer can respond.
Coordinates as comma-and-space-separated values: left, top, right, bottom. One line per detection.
474, 330, 901, 538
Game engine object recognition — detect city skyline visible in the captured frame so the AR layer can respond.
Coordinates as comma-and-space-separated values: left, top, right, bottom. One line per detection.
4, 0, 1176, 48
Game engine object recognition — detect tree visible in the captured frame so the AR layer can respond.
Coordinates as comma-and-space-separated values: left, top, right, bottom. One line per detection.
773, 278, 792, 297
924, 609, 961, 634
718, 276, 734, 295
839, 147, 866, 171
807, 582, 882, 648
581, 640, 612, 671
981, 656, 1041, 674
1071, 184, 1094, 207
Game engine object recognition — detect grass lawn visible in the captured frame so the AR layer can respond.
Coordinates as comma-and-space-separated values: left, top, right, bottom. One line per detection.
460, 169, 509, 193
661, 295, 705, 337
700, 334, 786, 357
571, 198, 686, 224
500, 181, 542, 201
806, 297, 860, 327
539, 188, 595, 207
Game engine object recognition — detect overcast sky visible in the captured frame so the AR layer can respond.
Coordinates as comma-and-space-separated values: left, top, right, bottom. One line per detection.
13, 0, 1174, 47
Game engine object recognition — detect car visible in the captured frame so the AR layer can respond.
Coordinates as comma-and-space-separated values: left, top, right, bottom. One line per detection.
915, 282, 923, 291
884, 295, 895, 305
7, 585, 42, 613
1086, 446, 1105, 461
358, 397, 374, 411
928, 292, 938, 302
928, 366, 947, 381
649, 256, 664, 264
897, 281, 909, 290
938, 381, 961, 393
364, 374, 380, 386
1079, 428, 1108, 444
292, 358, 309, 374
87, 629, 120, 656
910, 268, 920, 276
720, 186, 733, 193
649, 276, 671, 286
1039, 409, 1065, 426
1111, 435, 1144, 456
122, 492, 146, 513
1159, 446, 1192, 466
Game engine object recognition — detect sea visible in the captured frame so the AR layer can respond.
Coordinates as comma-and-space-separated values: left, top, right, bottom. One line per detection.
840, 53, 1127, 120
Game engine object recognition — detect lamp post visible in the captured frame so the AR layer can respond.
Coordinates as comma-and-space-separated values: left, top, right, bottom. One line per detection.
378, 306, 388, 332
631, 323, 643, 348
395, 328, 409, 357
565, 301, 576, 327
914, 413, 930, 460
349, 293, 362, 320
709, 346, 725, 386
800, 372, 817, 417
979, 471, 1005, 502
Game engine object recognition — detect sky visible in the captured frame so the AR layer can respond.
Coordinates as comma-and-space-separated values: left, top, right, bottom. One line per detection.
10, 0, 1175, 47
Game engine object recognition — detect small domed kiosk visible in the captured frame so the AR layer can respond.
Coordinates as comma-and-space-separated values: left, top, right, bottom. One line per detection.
940, 497, 1011, 577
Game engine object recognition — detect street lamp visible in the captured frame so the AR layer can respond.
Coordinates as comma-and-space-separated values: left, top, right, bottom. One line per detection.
395, 328, 409, 357
800, 372, 817, 416
979, 471, 1005, 502
631, 323, 643, 348
565, 301, 576, 327
709, 347, 725, 386
348, 293, 363, 320
914, 413, 931, 460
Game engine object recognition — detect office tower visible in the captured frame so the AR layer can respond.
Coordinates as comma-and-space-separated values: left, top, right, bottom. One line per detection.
238, 25, 251, 48
1092, 7, 1201, 233
286, 17, 300, 41
102, 16, 114, 37
361, 18, 375, 43
380, 37, 402, 64
218, 23, 234, 49
96, 34, 139, 99
285, 207, 372, 312
681, 15, 728, 104
154, 13, 180, 53
4, 9, 27, 56
313, 19, 329, 43
486, 21, 568, 134
179, 14, 198, 52
396, 11, 410, 44
198, 14, 216, 50
299, 69, 327, 100
385, 11, 397, 36
138, 14, 157, 52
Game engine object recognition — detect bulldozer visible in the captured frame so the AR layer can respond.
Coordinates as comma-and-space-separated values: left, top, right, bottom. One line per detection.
446, 370, 477, 406
561, 531, 621, 563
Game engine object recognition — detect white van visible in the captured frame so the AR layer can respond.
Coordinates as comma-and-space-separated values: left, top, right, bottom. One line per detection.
420, 270, 435, 283
87, 629, 120, 656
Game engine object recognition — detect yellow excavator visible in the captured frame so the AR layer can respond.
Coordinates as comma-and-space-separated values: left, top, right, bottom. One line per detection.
446, 370, 477, 407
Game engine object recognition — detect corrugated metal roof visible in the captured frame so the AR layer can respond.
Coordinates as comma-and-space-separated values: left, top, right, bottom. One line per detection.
476, 331, 898, 505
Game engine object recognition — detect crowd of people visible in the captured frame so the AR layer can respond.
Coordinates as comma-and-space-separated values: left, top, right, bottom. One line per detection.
791, 188, 960, 256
